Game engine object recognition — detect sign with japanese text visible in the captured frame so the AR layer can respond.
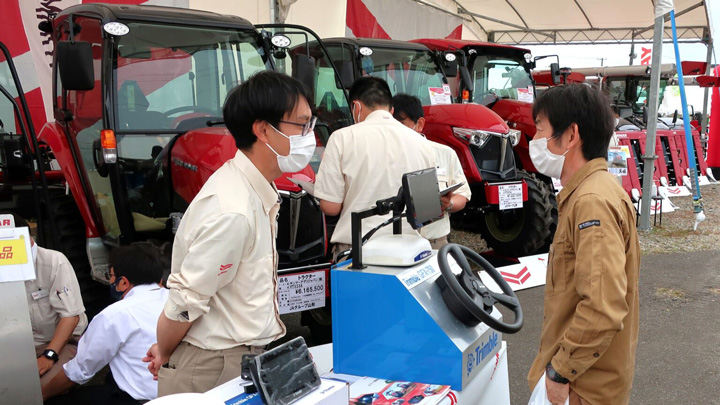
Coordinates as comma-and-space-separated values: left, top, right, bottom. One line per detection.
278, 270, 326, 314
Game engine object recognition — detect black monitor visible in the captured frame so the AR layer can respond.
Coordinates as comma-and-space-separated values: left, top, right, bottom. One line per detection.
402, 168, 443, 229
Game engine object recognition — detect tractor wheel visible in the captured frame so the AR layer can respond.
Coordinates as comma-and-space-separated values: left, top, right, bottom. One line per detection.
478, 170, 555, 257
539, 189, 558, 253
301, 298, 332, 345
41, 192, 109, 319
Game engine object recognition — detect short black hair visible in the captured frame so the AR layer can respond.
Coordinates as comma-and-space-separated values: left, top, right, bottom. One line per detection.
348, 76, 392, 109
110, 243, 164, 286
223, 71, 311, 150
392, 94, 424, 123
532, 84, 614, 161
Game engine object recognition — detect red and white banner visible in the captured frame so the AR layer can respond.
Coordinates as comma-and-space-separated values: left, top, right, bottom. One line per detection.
346, 0, 462, 40
479, 253, 549, 293
0, 0, 187, 132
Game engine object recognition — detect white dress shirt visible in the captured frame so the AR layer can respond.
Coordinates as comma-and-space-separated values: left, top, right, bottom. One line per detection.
63, 284, 169, 400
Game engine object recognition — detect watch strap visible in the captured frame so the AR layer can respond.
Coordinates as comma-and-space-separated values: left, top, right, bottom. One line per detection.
546, 361, 569, 384
42, 349, 59, 363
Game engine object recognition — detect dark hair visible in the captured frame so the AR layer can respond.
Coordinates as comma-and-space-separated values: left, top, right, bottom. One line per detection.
532, 84, 614, 161
223, 71, 311, 150
348, 76, 392, 109
392, 94, 424, 123
110, 243, 164, 286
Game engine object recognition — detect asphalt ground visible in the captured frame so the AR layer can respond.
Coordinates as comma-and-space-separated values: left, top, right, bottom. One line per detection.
279, 249, 720, 404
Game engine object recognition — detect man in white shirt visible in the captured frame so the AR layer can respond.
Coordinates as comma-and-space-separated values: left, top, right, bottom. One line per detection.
42, 243, 167, 404
391, 94, 472, 249
314, 77, 437, 260
2, 212, 88, 386
144, 71, 316, 396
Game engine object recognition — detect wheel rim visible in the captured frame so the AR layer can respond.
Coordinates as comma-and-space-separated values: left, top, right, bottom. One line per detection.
483, 208, 525, 243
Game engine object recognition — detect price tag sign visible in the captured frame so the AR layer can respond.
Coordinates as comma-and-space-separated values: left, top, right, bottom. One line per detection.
278, 270, 326, 315
498, 183, 523, 210
0, 226, 35, 283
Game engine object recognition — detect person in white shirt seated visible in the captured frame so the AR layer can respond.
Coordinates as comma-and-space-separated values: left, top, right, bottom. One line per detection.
42, 243, 169, 404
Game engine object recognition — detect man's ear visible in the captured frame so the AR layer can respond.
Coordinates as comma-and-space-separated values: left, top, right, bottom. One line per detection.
416, 117, 426, 133
253, 120, 270, 144
567, 123, 582, 151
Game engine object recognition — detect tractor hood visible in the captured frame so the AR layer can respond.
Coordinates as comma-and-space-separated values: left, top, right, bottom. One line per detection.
170, 127, 315, 203
423, 103, 508, 133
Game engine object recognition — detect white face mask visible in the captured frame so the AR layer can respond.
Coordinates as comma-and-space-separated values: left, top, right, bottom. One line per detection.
529, 137, 568, 180
614, 117, 620, 128
266, 125, 316, 173
32, 241, 38, 263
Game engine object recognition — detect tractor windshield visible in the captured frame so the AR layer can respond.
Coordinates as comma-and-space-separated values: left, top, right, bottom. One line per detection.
360, 48, 447, 106
606, 76, 668, 115
113, 22, 271, 132
467, 51, 533, 106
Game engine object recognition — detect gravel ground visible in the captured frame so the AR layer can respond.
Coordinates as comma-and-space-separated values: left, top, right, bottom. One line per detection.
449, 181, 720, 255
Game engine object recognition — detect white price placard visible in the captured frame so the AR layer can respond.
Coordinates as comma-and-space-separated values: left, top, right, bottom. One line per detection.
277, 270, 326, 315
498, 183, 523, 210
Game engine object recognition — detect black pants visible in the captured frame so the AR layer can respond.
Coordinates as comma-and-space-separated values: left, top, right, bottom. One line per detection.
44, 371, 143, 405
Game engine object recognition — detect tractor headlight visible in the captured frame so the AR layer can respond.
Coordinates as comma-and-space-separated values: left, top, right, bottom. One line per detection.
452, 127, 494, 147
507, 129, 521, 146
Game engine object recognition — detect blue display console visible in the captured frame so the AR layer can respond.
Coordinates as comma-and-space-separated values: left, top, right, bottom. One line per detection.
331, 254, 503, 390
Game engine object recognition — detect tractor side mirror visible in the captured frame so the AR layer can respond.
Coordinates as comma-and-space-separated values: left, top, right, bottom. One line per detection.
672, 109, 678, 124
57, 41, 94, 91
293, 54, 316, 102
549, 63, 561, 85
442, 53, 458, 78
642, 106, 649, 125
337, 60, 354, 90
57, 41, 95, 90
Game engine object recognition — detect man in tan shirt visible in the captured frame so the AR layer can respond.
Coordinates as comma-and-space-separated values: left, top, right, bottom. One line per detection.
5, 213, 88, 386
144, 71, 316, 395
314, 77, 436, 260
526, 84, 640, 405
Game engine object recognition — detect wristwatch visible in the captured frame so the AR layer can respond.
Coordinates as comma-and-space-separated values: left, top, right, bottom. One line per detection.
445, 199, 454, 213
546, 362, 569, 384
42, 349, 59, 363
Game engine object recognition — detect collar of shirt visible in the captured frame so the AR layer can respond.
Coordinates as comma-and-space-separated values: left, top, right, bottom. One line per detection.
231, 150, 280, 214
557, 157, 609, 209
123, 283, 162, 300
362, 109, 396, 124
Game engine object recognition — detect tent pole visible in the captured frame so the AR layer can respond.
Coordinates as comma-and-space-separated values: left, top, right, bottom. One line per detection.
629, 38, 635, 65
639, 14, 665, 231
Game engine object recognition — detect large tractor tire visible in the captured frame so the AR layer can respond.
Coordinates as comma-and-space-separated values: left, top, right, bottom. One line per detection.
478, 170, 555, 257
41, 192, 109, 319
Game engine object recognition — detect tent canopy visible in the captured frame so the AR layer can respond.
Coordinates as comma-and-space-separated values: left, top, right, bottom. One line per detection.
440, 0, 711, 45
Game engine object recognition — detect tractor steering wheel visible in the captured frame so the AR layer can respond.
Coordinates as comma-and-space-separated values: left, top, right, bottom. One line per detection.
163, 106, 216, 119
435, 244, 523, 334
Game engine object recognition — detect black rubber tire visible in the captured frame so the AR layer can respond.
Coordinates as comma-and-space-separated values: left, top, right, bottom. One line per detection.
478, 170, 555, 257
41, 192, 109, 319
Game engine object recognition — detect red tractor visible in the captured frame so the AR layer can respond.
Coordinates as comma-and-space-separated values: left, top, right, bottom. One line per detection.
322, 37, 556, 256
0, 3, 351, 338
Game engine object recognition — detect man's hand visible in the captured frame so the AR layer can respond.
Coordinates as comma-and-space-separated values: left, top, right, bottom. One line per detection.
441, 194, 453, 213
37, 356, 55, 376
545, 375, 570, 404
142, 343, 166, 381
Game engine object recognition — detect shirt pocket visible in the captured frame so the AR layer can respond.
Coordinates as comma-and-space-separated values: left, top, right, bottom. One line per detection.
547, 238, 572, 295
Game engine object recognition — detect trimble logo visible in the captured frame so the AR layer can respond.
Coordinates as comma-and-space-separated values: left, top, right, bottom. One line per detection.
466, 332, 499, 376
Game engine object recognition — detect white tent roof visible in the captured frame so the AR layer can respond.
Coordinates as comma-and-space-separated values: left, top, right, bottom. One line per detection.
436, 0, 711, 45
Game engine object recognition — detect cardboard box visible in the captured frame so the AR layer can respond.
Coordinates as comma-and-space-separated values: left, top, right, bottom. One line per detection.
204, 376, 349, 405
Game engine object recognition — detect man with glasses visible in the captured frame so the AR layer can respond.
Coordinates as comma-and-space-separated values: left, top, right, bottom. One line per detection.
144, 71, 316, 395
315, 77, 436, 260
42, 243, 167, 404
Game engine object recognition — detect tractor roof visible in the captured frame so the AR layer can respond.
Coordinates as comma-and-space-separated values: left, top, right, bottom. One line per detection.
54, 3, 255, 31
323, 37, 430, 52
412, 38, 530, 54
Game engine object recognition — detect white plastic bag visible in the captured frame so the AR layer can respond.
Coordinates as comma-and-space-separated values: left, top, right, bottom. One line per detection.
528, 372, 569, 405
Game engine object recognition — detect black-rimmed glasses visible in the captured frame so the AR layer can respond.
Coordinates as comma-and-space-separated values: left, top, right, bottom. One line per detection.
279, 116, 317, 137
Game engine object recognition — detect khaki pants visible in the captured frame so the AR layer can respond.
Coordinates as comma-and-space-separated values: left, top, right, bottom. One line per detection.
157, 342, 264, 397
35, 341, 78, 386
428, 236, 449, 250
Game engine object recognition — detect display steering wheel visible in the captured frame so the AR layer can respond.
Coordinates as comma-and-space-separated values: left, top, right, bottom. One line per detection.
435, 243, 523, 334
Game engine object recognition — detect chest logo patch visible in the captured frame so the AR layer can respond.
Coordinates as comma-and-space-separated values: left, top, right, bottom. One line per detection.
218, 263, 232, 276
578, 220, 601, 230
